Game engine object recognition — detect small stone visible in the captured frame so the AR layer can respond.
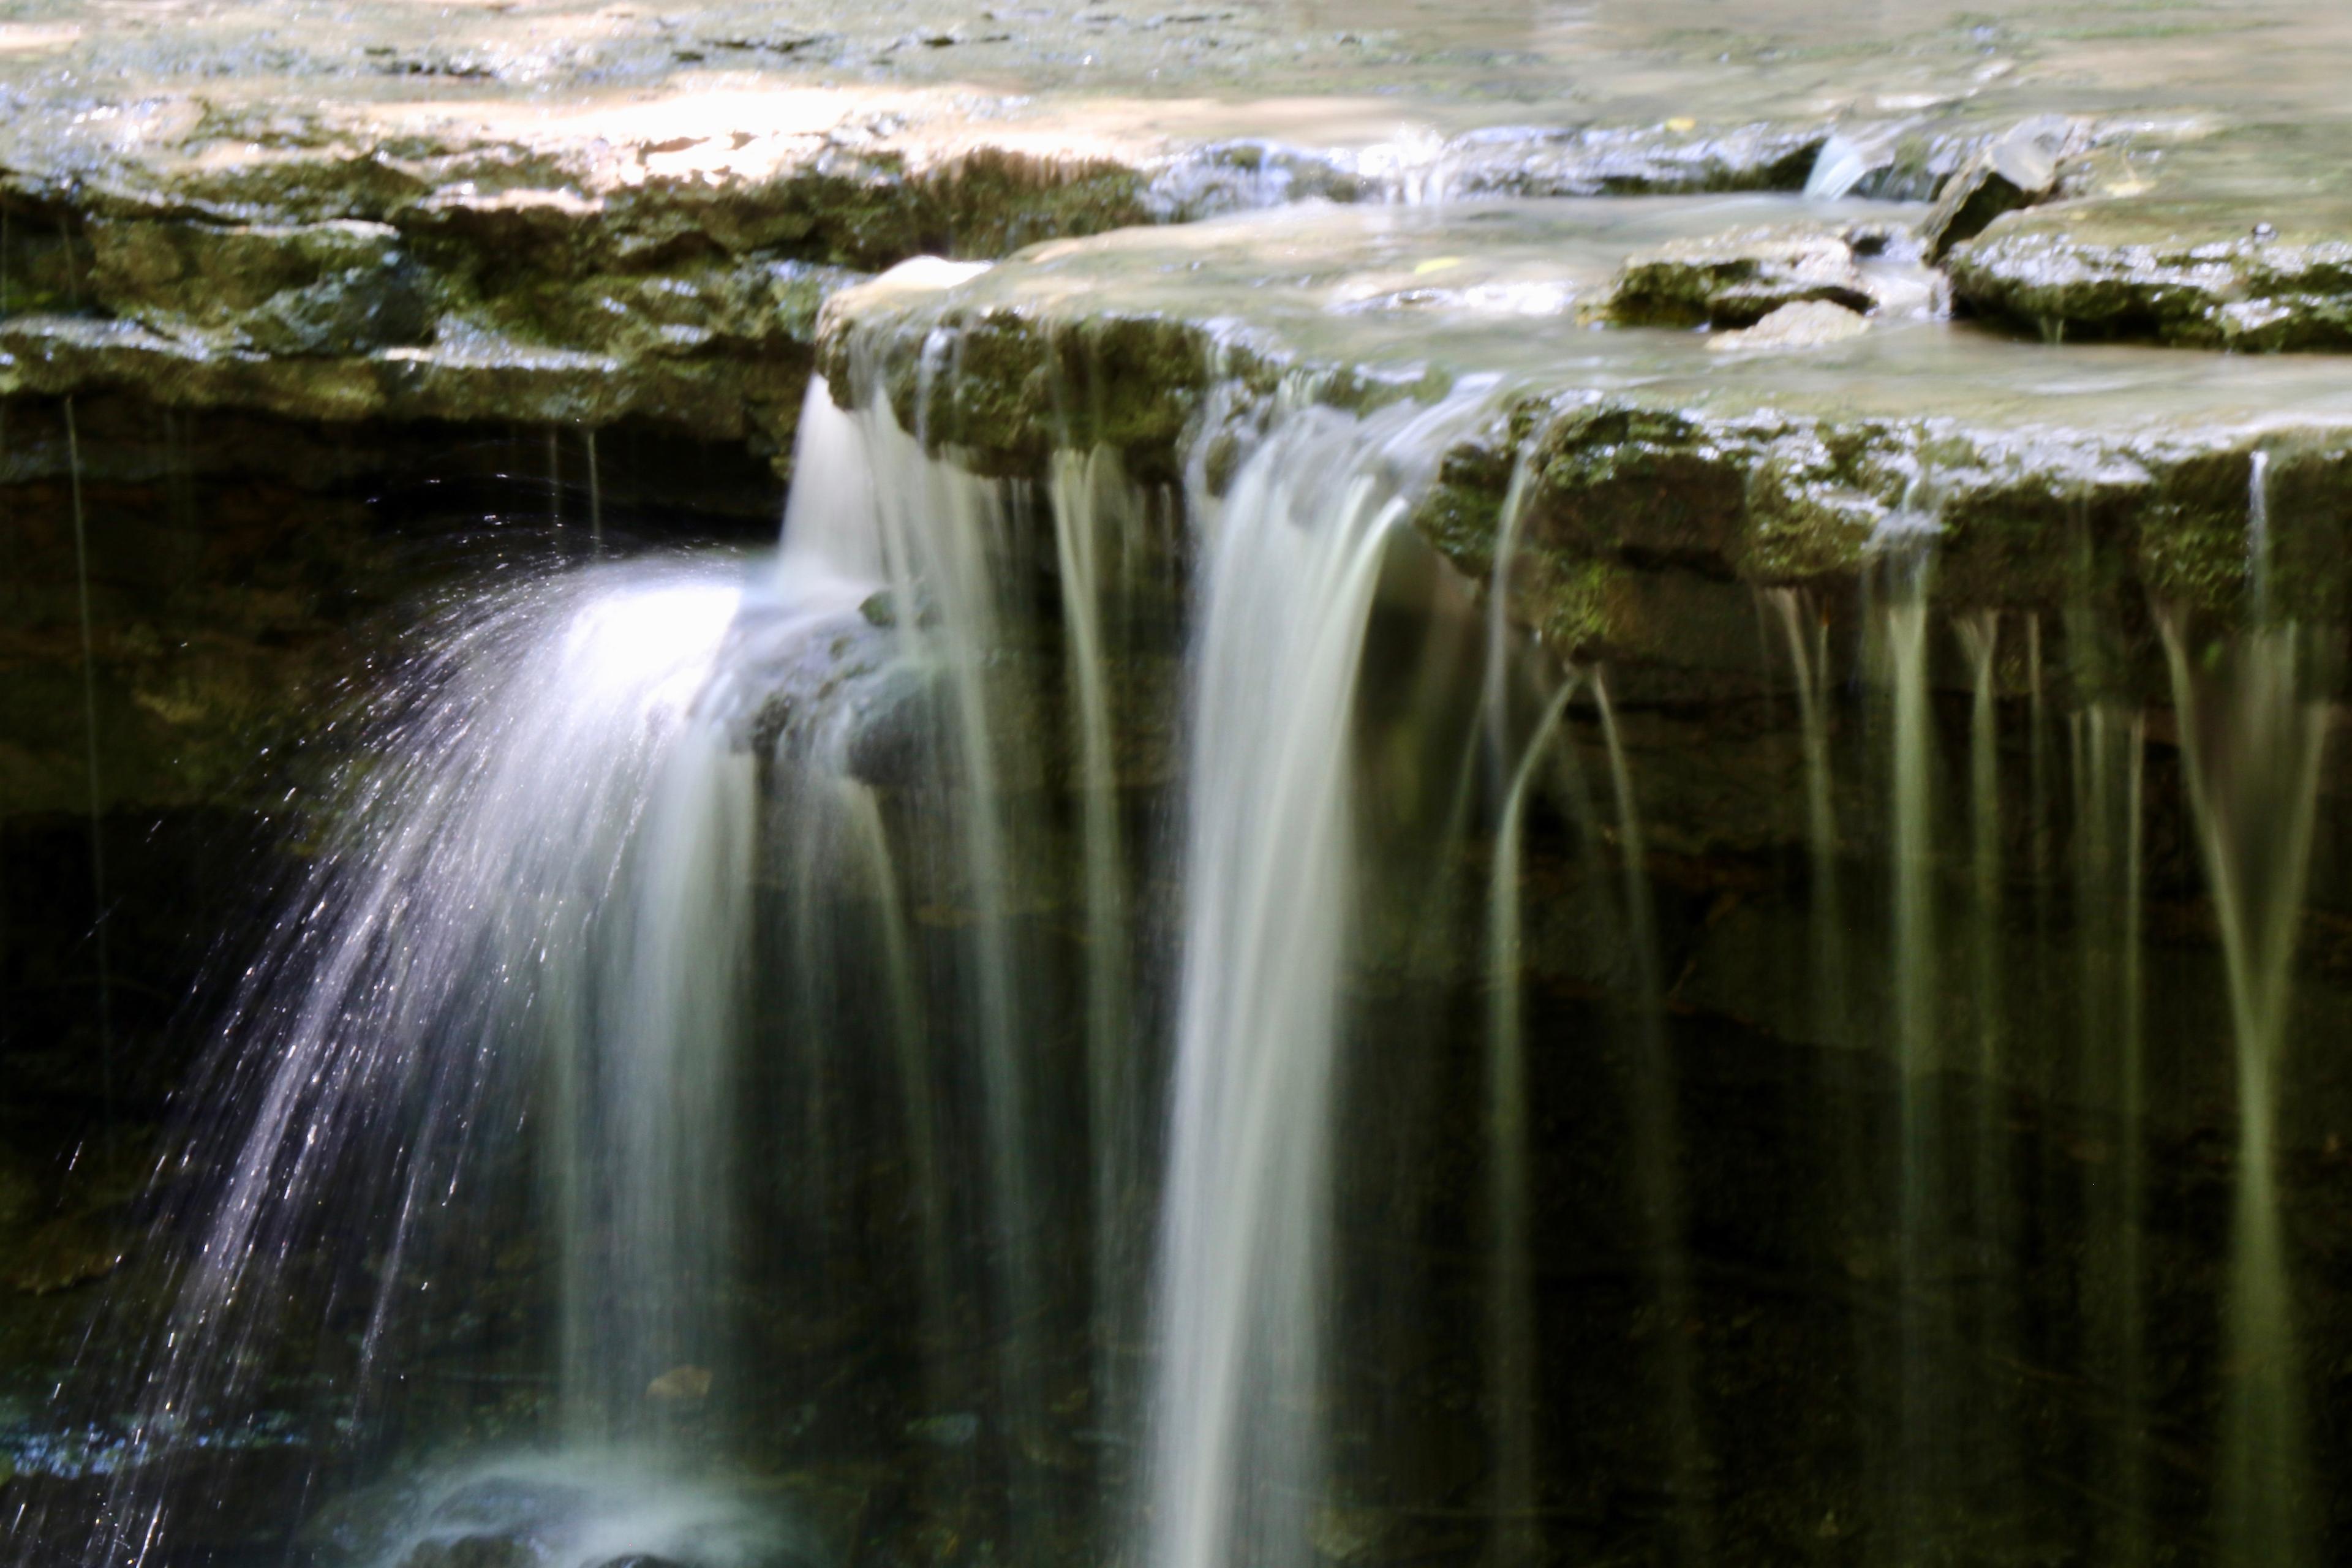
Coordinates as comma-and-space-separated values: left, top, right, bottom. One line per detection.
2253, 221, 2278, 241
1706, 300, 1871, 352
644, 1364, 712, 1403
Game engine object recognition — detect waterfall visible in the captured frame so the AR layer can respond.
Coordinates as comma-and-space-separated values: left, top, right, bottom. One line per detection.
1480, 445, 1551, 1564
24, 249, 2352, 1568
777, 364, 1067, 1547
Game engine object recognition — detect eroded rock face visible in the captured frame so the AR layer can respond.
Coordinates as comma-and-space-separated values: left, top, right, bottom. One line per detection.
86, 219, 431, 356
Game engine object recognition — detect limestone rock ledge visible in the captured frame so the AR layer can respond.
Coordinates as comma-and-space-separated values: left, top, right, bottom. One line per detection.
1951, 200, 2352, 351
815, 201, 2352, 696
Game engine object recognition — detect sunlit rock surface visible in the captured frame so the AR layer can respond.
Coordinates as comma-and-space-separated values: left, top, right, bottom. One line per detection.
0, 0, 2342, 469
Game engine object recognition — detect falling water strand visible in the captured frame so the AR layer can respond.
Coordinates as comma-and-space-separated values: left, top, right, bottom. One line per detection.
2071, 703, 2146, 1556
1954, 610, 2016, 1490
1047, 447, 1138, 1441
547, 427, 564, 529
1881, 552, 1943, 1544
1771, 590, 1847, 1042
1151, 384, 1491, 1568
806, 345, 1057, 1545
2161, 620, 2327, 1568
1956, 616, 2001, 1086
1482, 451, 1537, 788
1487, 673, 1577, 1565
587, 428, 604, 556
2119, 709, 2149, 1568
840, 777, 955, 1372
1594, 671, 1710, 1566
63, 397, 116, 1149
2247, 450, 2271, 623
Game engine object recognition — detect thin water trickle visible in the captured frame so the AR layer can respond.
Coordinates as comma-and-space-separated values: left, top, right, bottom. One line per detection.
2109, 707, 2150, 1568
586, 428, 604, 557
1593, 671, 1710, 1566
1485, 673, 1576, 1566
2162, 619, 2329, 1568
2248, 450, 2272, 621
1047, 445, 1144, 1458
62, 395, 116, 1151
1955, 612, 2017, 1482
1772, 589, 1846, 1042
1874, 544, 1944, 1550
1956, 614, 2001, 1090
